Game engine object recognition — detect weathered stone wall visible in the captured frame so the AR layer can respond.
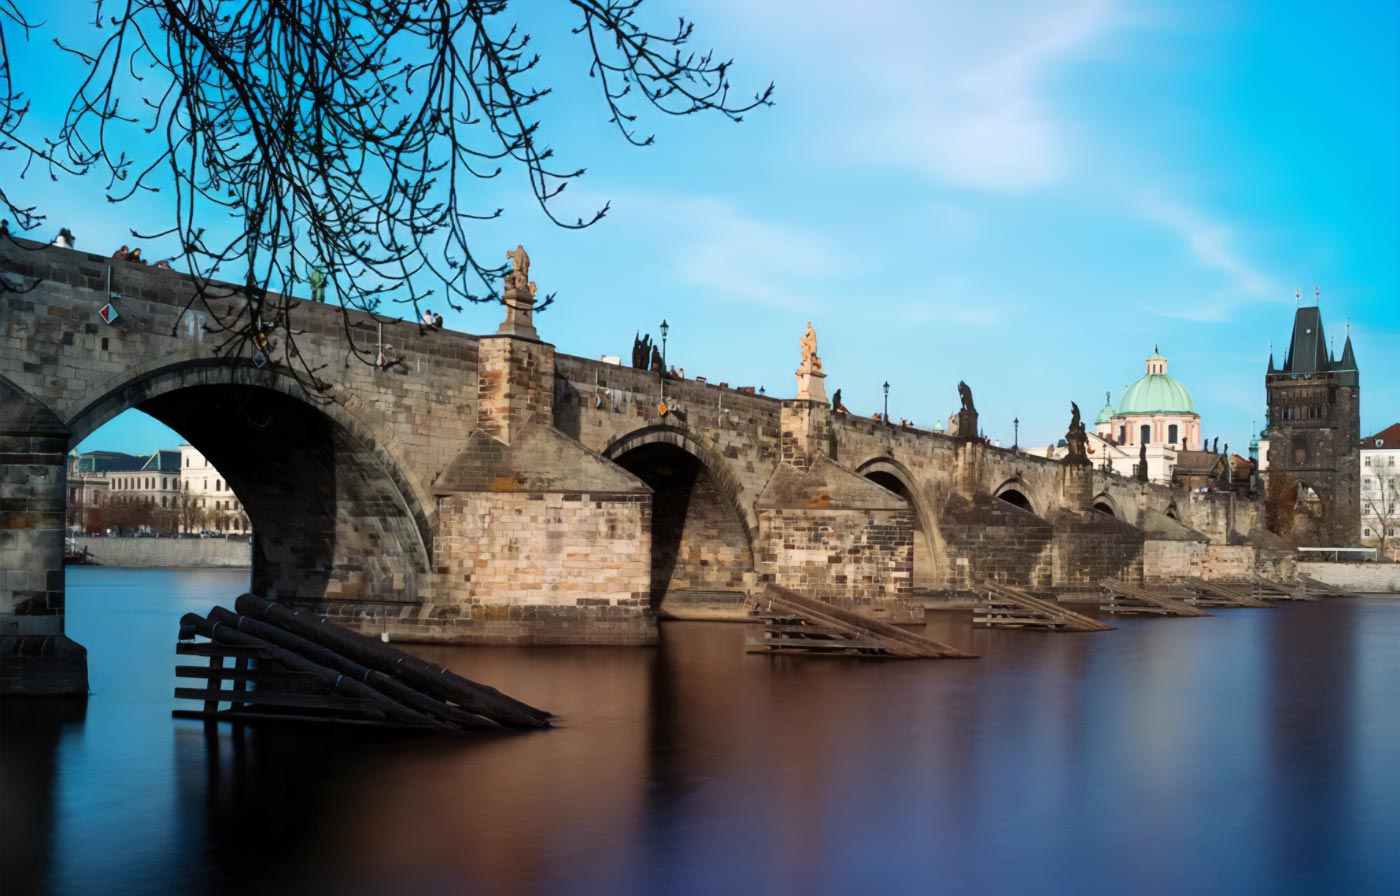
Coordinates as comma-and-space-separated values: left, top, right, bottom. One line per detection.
435, 491, 650, 610
1143, 540, 1205, 584
1296, 561, 1400, 593
937, 493, 1055, 591
0, 382, 86, 694
74, 536, 251, 568
1050, 511, 1144, 589
757, 507, 915, 611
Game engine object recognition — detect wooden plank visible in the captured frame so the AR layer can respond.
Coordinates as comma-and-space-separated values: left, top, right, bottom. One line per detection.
176, 642, 267, 658
976, 581, 1114, 632
753, 585, 976, 658
1179, 577, 1271, 608
174, 686, 376, 713
1098, 579, 1211, 617
172, 709, 425, 730
1297, 575, 1359, 598
175, 660, 315, 683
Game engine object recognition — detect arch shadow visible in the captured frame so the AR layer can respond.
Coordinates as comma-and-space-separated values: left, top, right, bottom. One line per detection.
992, 477, 1040, 517
63, 359, 432, 601
856, 456, 939, 590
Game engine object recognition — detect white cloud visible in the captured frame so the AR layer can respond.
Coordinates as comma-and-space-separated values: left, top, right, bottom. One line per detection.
712, 0, 1120, 191
590, 192, 852, 310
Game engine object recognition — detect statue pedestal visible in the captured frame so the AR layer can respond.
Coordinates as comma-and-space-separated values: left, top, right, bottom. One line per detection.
948, 409, 979, 440
795, 367, 827, 403
496, 286, 538, 340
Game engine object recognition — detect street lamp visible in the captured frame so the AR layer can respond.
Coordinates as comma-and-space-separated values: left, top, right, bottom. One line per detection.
1013, 417, 1020, 450
659, 318, 669, 404
882, 381, 890, 426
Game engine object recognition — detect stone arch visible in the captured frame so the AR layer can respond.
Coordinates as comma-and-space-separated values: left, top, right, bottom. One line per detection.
1091, 493, 1120, 517
992, 477, 1039, 516
1165, 503, 1181, 521
602, 425, 757, 549
856, 456, 938, 590
602, 425, 756, 607
63, 359, 432, 603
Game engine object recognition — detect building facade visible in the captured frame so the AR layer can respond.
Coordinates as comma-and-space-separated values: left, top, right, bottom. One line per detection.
1263, 305, 1360, 545
1360, 423, 1400, 559
180, 444, 249, 533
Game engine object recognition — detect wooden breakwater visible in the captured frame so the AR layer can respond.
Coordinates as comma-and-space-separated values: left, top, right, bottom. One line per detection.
175, 593, 550, 731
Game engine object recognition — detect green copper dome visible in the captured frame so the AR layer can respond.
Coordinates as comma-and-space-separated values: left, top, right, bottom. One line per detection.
1116, 347, 1196, 415
1094, 396, 1115, 425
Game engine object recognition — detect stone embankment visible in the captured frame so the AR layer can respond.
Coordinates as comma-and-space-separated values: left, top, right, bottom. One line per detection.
74, 537, 251, 569
1297, 561, 1400, 594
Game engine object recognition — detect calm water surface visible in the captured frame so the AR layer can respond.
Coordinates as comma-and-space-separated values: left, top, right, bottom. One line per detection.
2, 567, 1398, 896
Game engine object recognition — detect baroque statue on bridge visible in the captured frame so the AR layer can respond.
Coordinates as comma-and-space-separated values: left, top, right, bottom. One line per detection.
958, 380, 975, 413
1064, 401, 1090, 462
799, 321, 822, 373
505, 244, 530, 293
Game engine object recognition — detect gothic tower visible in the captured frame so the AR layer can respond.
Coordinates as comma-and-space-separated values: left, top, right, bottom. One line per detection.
1264, 302, 1360, 545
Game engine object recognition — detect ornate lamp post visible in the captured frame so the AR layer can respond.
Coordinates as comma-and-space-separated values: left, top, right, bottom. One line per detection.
659, 318, 669, 404
1013, 417, 1020, 450
882, 381, 890, 425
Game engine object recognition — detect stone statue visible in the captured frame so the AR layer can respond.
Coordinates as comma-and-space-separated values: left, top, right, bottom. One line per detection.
831, 388, 843, 413
958, 380, 975, 413
632, 332, 654, 369
800, 321, 821, 372
505, 244, 530, 292
650, 344, 664, 373
1137, 441, 1148, 483
1064, 401, 1089, 462
308, 267, 326, 303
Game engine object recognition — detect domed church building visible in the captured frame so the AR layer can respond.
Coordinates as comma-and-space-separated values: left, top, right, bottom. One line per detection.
1100, 347, 1201, 451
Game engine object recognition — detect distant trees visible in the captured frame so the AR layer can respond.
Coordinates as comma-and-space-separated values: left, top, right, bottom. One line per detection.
1363, 468, 1399, 557
1, 1, 770, 388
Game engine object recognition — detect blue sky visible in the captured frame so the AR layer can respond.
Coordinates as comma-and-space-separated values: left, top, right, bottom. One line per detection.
5, 1, 1396, 456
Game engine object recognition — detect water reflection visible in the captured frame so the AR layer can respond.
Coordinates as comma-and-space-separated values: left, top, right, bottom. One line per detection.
1, 570, 1397, 896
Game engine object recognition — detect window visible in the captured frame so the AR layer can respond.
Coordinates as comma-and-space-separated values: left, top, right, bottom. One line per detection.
1119, 426, 1126, 443
216, 479, 222, 491
1168, 424, 1179, 445
1366, 456, 1372, 466
185, 457, 189, 467
1140, 424, 1151, 445
1364, 527, 1372, 537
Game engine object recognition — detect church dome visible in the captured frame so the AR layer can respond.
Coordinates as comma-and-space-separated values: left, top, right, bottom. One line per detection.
1094, 394, 1115, 425
1116, 347, 1196, 415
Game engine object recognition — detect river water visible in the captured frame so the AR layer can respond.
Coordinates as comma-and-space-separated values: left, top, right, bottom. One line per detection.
2, 567, 1398, 896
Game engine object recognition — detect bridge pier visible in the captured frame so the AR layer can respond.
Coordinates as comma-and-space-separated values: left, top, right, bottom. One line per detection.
0, 383, 87, 695
424, 306, 658, 645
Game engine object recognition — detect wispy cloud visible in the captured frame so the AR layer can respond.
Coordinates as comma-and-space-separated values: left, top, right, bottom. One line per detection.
717, 0, 1120, 191
1137, 195, 1274, 298
588, 192, 852, 310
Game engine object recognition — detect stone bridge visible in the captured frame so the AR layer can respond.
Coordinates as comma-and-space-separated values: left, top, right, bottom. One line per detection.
2, 241, 1260, 693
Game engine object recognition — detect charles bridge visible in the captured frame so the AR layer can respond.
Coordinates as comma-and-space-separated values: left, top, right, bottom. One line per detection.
2, 240, 1269, 693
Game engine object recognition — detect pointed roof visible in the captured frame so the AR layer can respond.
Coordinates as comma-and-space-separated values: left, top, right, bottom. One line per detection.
1281, 306, 1329, 375
1337, 334, 1358, 371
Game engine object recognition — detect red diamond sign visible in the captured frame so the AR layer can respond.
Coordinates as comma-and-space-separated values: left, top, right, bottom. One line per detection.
99, 303, 119, 325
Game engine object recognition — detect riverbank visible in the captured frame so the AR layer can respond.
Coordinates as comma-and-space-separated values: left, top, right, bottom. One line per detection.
1297, 560, 1400, 593
72, 536, 251, 568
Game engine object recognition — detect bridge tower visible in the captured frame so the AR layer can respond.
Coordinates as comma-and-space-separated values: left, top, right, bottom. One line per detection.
1264, 301, 1360, 545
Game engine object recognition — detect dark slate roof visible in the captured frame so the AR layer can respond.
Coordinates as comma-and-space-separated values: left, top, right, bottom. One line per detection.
1363, 423, 1400, 449
1276, 307, 1358, 384
75, 450, 146, 473
1282, 306, 1329, 375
